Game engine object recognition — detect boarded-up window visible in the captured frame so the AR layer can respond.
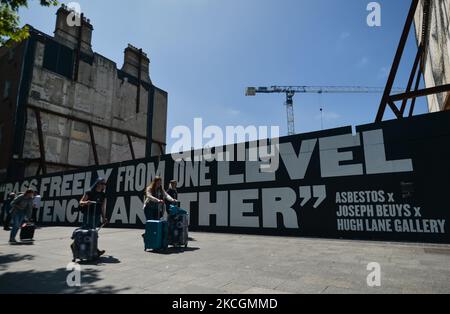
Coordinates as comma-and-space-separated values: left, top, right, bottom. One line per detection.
43, 40, 74, 80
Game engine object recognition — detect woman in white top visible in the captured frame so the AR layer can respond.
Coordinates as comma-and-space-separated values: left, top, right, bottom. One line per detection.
144, 176, 177, 221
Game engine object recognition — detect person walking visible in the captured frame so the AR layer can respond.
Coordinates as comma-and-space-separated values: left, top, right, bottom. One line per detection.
144, 177, 177, 221
9, 190, 34, 244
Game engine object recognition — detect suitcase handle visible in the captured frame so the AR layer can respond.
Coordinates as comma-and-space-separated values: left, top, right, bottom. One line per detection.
85, 201, 97, 230
158, 202, 165, 221
97, 222, 107, 232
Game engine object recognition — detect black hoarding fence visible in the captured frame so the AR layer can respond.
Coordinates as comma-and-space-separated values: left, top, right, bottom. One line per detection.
1, 111, 449, 244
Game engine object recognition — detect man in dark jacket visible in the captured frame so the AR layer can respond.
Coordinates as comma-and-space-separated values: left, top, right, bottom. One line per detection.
9, 189, 34, 244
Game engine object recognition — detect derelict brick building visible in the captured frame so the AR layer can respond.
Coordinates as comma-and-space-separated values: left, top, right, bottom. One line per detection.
0, 5, 168, 181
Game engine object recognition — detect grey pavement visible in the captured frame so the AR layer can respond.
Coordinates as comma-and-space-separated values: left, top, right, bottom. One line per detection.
0, 227, 450, 294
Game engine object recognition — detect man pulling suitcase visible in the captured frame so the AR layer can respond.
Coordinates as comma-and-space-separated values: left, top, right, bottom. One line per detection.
9, 189, 35, 244
72, 178, 109, 262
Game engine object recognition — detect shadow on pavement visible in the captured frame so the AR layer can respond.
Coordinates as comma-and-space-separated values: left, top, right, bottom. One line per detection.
0, 254, 34, 271
79, 255, 121, 266
148, 247, 200, 255
7, 241, 35, 246
0, 267, 130, 294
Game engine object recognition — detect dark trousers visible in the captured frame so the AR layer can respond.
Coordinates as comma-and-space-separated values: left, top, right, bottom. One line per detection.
82, 212, 101, 229
144, 203, 162, 221
1, 206, 12, 228
4, 212, 12, 228
31, 208, 38, 222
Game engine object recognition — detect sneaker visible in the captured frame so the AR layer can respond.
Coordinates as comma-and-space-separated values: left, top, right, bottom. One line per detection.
9, 239, 17, 244
4, 227, 11, 231
97, 250, 106, 257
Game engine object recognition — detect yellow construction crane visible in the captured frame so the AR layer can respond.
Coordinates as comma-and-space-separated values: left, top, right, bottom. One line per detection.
245, 85, 404, 135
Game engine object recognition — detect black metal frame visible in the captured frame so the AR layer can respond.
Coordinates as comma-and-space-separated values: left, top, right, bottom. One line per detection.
33, 108, 47, 175
376, 0, 450, 122
73, 13, 83, 82
28, 105, 166, 176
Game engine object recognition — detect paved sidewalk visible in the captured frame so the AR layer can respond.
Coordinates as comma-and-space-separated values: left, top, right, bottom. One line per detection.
0, 227, 449, 294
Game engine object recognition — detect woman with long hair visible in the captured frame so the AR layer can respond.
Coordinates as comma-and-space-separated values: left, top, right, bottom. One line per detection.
144, 177, 177, 221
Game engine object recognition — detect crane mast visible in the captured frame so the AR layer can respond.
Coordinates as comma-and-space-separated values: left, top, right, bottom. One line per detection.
285, 92, 295, 136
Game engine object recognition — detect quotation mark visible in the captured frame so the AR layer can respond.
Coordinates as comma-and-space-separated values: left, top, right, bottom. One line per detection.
299, 185, 327, 209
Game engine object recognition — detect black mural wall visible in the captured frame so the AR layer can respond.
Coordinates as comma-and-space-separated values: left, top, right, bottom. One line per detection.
1, 111, 449, 244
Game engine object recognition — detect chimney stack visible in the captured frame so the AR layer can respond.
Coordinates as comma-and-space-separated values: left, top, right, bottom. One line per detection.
54, 4, 93, 54
121, 44, 151, 83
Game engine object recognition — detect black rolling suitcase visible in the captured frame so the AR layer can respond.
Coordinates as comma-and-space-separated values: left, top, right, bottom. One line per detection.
20, 222, 36, 241
168, 205, 189, 248
170, 214, 188, 248
71, 202, 101, 262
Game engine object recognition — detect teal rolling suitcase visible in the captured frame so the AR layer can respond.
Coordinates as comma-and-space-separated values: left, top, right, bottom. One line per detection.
144, 220, 168, 251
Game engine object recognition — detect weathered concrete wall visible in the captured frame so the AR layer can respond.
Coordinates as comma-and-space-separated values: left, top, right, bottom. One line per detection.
415, 0, 450, 112
24, 48, 167, 176
152, 87, 168, 154
19, 7, 168, 178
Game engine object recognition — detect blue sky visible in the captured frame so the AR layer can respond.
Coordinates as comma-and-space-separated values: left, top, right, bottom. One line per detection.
19, 0, 427, 149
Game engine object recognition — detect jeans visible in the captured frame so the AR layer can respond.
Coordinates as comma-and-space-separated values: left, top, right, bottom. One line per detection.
10, 211, 26, 241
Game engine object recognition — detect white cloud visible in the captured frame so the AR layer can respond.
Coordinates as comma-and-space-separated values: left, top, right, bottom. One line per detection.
336, 32, 351, 51
226, 108, 241, 116
356, 56, 369, 68
315, 111, 341, 121
378, 66, 389, 79
339, 32, 351, 40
